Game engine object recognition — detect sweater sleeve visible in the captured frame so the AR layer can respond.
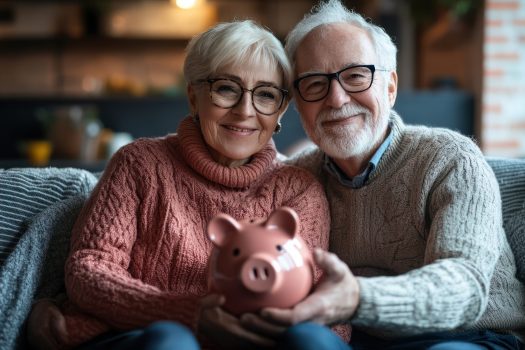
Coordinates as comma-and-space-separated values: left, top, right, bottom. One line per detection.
65, 144, 202, 334
351, 149, 504, 336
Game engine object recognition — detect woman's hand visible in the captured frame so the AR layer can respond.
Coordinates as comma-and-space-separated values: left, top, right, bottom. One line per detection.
198, 294, 276, 349
27, 298, 68, 350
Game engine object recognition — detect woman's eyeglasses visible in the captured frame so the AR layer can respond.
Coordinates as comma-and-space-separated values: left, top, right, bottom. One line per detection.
198, 78, 288, 115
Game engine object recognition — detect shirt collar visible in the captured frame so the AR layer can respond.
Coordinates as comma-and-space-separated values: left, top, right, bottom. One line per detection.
323, 126, 394, 188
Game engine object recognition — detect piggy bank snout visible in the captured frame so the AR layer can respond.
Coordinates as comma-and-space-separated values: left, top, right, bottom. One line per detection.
240, 253, 281, 294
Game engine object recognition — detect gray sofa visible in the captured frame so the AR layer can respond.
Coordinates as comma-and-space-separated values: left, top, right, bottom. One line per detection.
0, 158, 524, 349
0, 168, 98, 349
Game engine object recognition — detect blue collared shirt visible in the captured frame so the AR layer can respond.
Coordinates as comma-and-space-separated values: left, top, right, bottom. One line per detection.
323, 128, 393, 189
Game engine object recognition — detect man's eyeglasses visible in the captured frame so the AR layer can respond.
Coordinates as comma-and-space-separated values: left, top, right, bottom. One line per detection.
293, 64, 388, 102
198, 78, 288, 115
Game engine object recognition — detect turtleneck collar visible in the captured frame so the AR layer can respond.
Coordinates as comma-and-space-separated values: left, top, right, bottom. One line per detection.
175, 116, 277, 189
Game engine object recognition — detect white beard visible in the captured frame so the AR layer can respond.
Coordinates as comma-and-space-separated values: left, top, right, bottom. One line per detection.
303, 103, 389, 160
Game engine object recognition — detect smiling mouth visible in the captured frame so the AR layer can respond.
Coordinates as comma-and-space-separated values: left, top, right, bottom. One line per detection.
321, 114, 361, 127
222, 124, 256, 134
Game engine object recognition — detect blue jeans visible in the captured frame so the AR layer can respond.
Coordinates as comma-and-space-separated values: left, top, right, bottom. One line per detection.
276, 323, 523, 350
350, 328, 523, 350
276, 322, 351, 350
77, 321, 200, 350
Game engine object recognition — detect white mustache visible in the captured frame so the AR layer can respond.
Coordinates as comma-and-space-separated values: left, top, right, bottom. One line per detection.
318, 104, 370, 122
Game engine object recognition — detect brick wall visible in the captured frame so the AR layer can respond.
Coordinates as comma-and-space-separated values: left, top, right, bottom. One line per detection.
483, 0, 525, 157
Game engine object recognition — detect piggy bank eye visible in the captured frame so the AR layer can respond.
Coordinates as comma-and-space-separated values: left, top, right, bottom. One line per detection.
276, 244, 283, 252
232, 248, 240, 256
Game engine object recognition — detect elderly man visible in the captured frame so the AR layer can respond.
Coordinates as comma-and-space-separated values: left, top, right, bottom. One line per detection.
245, 1, 525, 349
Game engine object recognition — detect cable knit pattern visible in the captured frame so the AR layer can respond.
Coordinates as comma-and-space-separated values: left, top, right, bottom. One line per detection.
62, 116, 332, 349
290, 112, 525, 340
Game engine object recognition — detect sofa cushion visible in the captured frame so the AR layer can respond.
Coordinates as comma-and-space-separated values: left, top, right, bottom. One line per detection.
0, 167, 98, 266
0, 194, 89, 350
486, 157, 525, 282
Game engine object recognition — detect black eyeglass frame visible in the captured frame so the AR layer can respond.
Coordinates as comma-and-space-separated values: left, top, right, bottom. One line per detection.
293, 64, 388, 102
197, 78, 289, 116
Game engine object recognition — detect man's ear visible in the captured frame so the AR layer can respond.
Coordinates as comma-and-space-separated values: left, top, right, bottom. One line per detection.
387, 71, 398, 107
187, 84, 198, 115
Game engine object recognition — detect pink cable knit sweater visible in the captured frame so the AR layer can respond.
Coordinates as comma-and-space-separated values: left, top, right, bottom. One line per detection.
61, 116, 332, 348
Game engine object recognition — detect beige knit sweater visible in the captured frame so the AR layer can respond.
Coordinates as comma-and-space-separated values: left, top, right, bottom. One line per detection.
291, 112, 525, 339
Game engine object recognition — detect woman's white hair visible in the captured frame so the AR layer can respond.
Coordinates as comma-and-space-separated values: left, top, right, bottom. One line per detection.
285, 0, 397, 71
183, 20, 292, 92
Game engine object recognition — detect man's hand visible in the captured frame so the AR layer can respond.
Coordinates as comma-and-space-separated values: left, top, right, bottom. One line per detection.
198, 294, 276, 349
27, 298, 68, 350
259, 248, 360, 326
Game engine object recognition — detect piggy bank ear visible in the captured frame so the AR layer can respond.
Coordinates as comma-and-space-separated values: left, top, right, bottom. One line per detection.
266, 207, 299, 238
207, 214, 241, 247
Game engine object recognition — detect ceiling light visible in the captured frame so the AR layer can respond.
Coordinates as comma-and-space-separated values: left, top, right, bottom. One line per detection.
172, 0, 198, 9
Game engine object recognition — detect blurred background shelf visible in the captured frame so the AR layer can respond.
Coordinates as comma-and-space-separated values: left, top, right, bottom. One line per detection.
0, 90, 473, 170
1, 0, 523, 162
0, 36, 190, 47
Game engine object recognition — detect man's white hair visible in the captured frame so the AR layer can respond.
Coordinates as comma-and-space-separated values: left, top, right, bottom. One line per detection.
285, 0, 397, 71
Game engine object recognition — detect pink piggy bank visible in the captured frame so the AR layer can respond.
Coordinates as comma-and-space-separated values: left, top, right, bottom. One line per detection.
206, 207, 314, 316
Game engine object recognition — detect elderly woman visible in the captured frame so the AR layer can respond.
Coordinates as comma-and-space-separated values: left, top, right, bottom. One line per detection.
27, 20, 332, 350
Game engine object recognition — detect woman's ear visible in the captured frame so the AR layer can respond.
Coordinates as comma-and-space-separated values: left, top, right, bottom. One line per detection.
187, 84, 198, 115
278, 98, 290, 118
